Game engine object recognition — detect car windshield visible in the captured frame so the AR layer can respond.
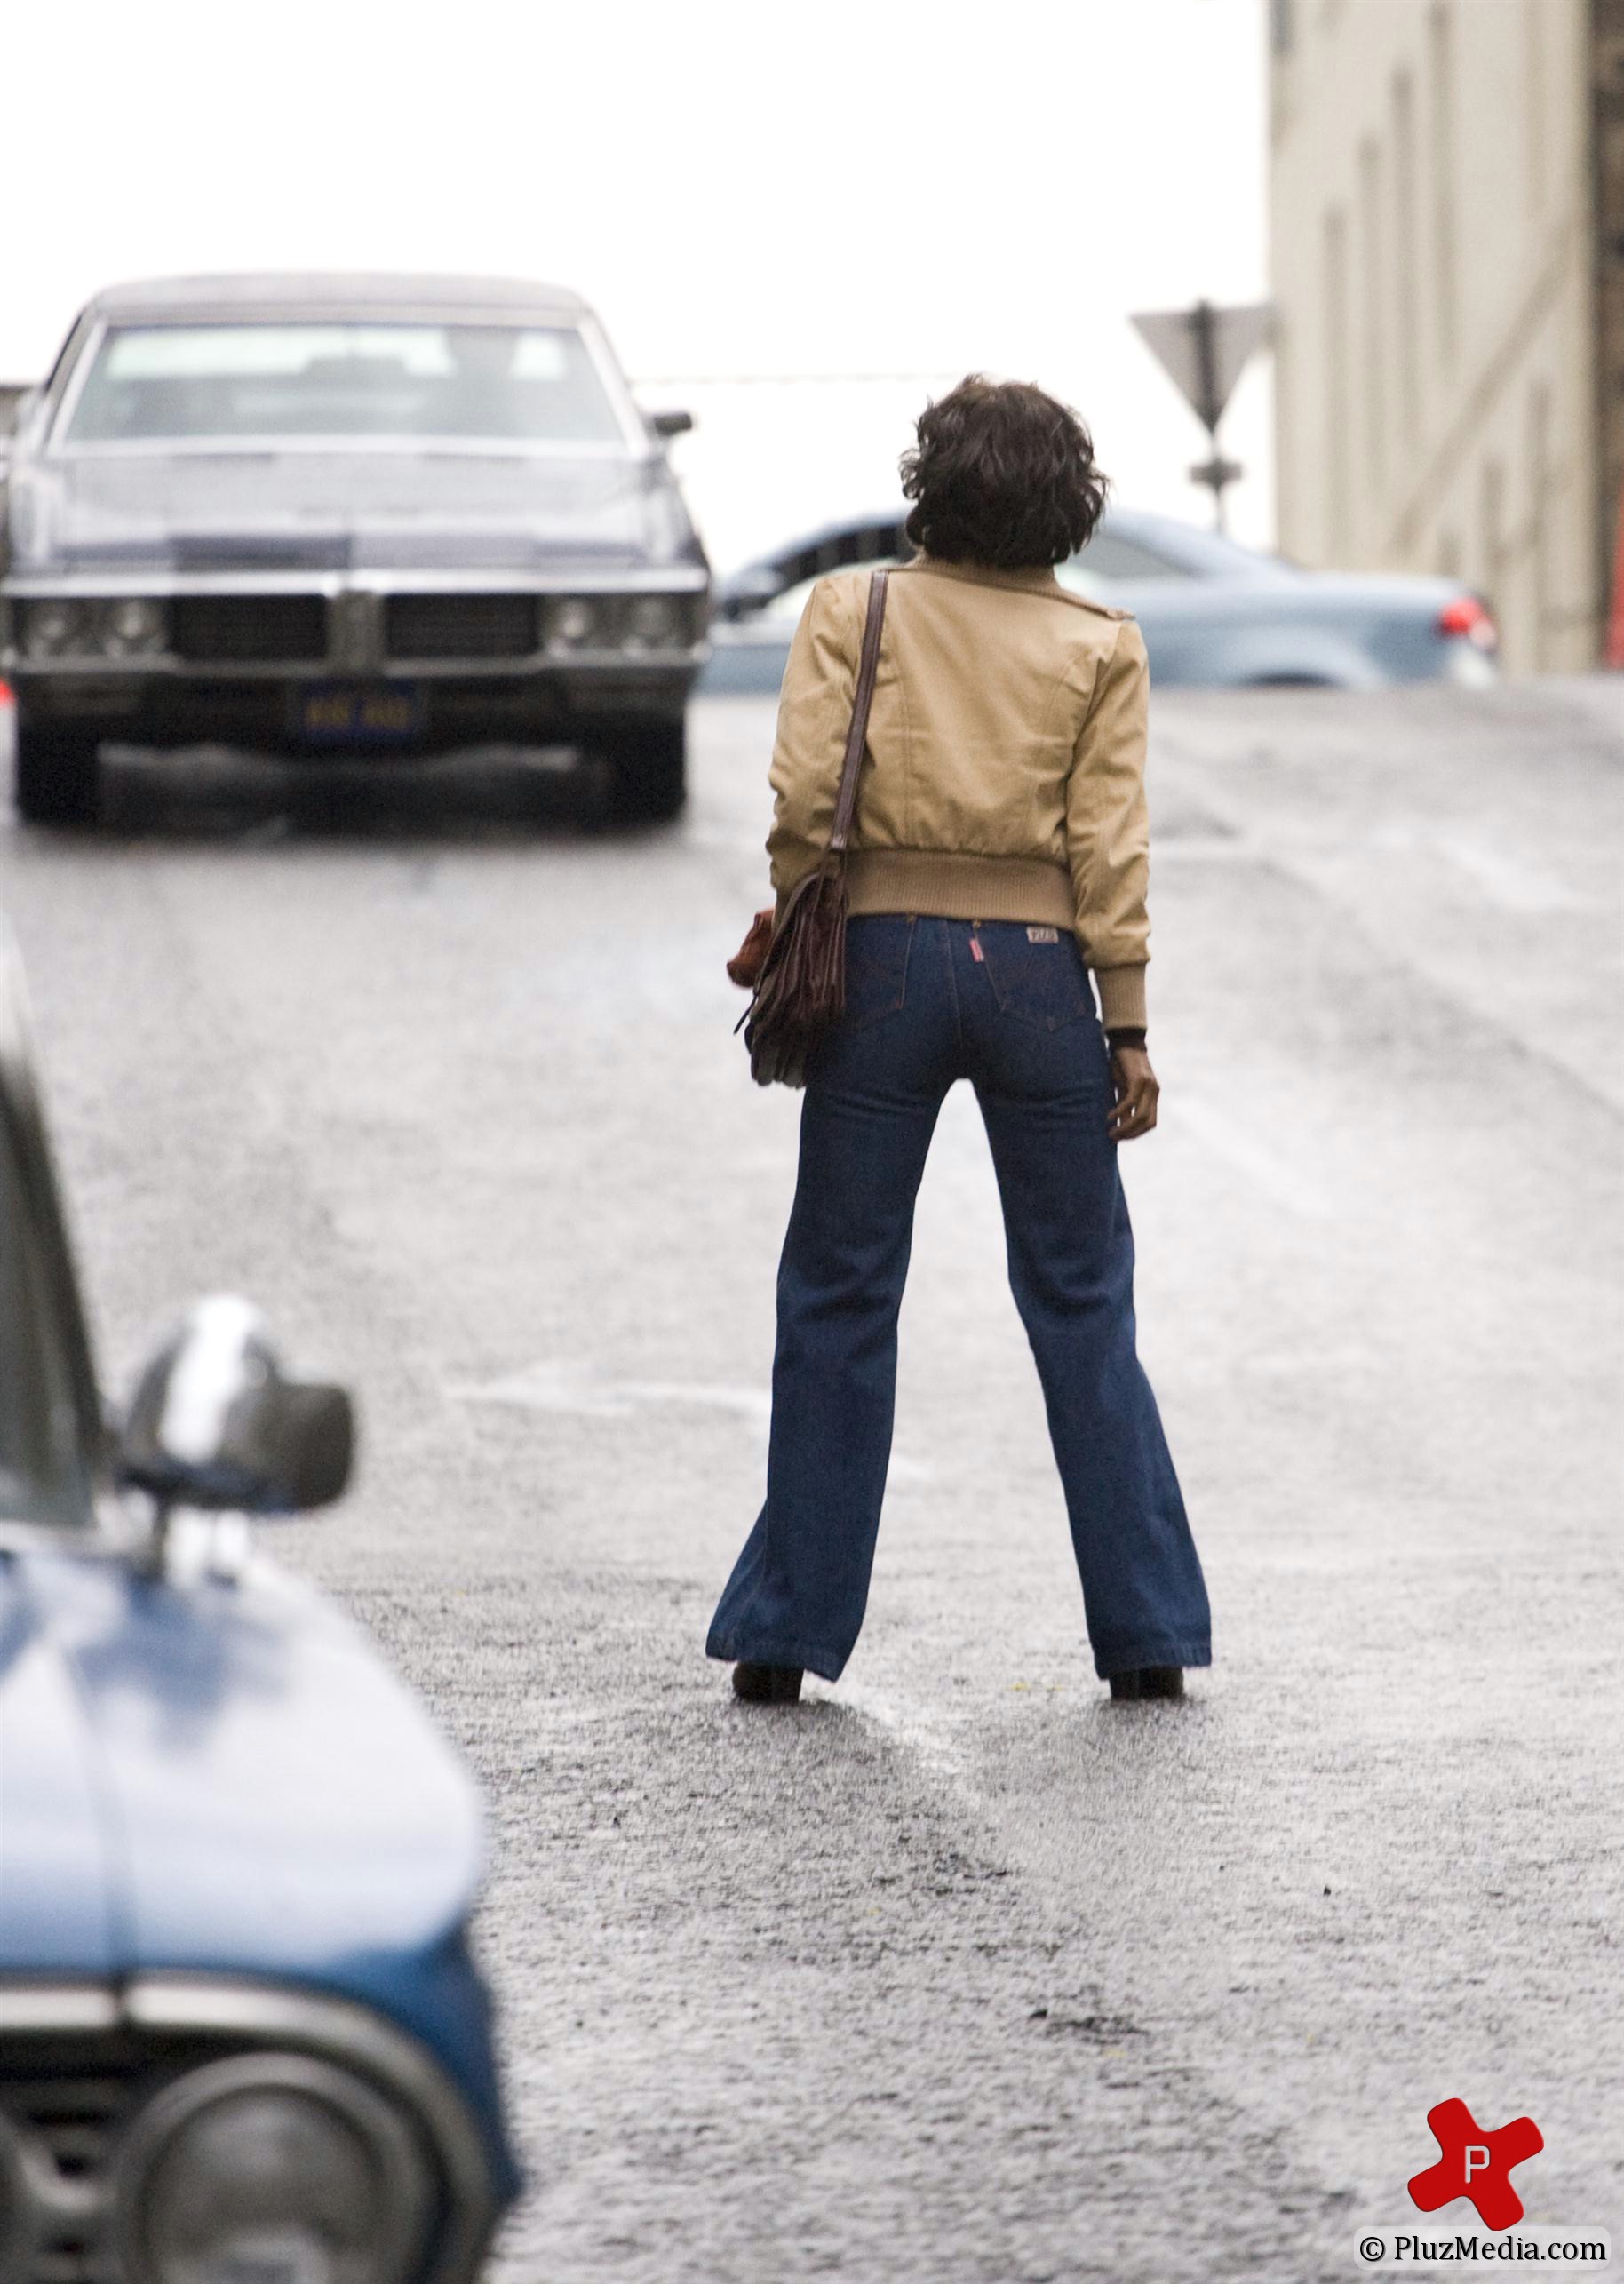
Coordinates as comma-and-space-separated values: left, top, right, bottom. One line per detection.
63, 321, 626, 448
1066, 518, 1298, 587
0, 1087, 94, 1527
756, 561, 904, 627
1066, 531, 1198, 585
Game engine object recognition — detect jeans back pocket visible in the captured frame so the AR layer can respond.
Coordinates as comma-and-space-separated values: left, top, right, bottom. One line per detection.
976, 923, 1093, 1031
841, 914, 914, 1030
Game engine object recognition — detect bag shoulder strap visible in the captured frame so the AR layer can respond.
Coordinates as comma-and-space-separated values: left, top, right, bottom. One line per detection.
828, 569, 888, 855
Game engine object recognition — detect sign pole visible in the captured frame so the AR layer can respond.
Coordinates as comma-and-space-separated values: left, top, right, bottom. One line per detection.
1130, 299, 1273, 533
1190, 302, 1230, 532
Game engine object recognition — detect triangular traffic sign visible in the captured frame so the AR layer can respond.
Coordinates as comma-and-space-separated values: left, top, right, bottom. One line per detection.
1131, 301, 1274, 433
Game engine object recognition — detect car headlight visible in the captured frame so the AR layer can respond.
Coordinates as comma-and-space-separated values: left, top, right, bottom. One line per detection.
116, 2052, 431, 2284
100, 596, 169, 656
546, 596, 599, 648
22, 598, 91, 657
625, 594, 680, 648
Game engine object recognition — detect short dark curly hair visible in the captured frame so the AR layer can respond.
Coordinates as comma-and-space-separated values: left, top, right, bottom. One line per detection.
899, 374, 1109, 569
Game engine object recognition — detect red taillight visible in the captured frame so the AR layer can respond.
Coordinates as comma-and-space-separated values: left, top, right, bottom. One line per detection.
0, 680, 12, 706
1437, 593, 1498, 649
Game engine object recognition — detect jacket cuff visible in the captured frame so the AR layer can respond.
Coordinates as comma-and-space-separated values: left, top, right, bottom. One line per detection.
1094, 964, 1148, 1032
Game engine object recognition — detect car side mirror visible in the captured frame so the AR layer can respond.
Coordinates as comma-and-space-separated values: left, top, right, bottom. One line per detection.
118, 1295, 355, 1516
647, 408, 694, 440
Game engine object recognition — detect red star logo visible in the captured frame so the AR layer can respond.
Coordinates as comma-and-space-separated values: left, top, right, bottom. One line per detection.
1407, 2097, 1544, 2231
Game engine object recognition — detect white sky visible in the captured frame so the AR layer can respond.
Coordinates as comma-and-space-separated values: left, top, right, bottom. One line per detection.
6, 0, 1272, 569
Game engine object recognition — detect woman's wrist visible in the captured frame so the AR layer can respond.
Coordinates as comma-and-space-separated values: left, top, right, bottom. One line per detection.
1094, 962, 1148, 1034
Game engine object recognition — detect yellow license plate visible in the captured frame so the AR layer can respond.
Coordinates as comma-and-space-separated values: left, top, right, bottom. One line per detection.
299, 684, 423, 744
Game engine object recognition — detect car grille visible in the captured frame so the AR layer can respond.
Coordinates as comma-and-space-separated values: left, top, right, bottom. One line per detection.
171, 594, 329, 663
384, 593, 539, 660
2, 2053, 145, 2282
2, 2032, 447, 2283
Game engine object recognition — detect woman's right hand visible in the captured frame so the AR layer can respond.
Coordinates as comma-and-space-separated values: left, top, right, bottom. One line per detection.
1107, 1045, 1159, 1142
727, 908, 776, 990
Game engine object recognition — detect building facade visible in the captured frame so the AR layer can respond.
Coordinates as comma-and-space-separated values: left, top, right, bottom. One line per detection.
1270, 0, 1624, 672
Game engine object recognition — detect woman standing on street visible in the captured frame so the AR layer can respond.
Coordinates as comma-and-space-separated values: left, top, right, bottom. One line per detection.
709, 376, 1211, 1707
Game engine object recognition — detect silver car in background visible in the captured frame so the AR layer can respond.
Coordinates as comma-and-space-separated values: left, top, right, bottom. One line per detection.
0, 274, 710, 825
702, 506, 1501, 694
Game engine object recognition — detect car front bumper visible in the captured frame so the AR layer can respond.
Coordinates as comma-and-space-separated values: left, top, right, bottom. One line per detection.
1, 570, 710, 752
0, 1972, 515, 2282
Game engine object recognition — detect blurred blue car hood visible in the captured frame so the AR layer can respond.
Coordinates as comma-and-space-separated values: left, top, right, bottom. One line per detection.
0, 1542, 519, 2199
0, 1545, 484, 1984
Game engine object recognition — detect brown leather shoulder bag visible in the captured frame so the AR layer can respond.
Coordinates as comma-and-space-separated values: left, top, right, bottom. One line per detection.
736, 569, 889, 1088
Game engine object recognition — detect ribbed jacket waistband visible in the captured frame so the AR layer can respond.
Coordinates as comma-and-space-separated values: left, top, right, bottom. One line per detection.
844, 850, 1076, 928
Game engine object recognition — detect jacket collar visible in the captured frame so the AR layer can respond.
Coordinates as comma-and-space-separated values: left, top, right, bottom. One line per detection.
904, 553, 1062, 596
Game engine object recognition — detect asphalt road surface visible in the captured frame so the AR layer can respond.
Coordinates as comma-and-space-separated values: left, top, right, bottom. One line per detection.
1, 680, 1620, 2281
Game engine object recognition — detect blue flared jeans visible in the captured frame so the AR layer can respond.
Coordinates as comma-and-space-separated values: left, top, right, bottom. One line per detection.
707, 916, 1211, 1683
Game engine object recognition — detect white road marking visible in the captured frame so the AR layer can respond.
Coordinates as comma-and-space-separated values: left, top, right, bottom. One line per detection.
448, 1359, 935, 1484
1367, 823, 1588, 913
1166, 1094, 1334, 1221
1431, 832, 1588, 914
834, 1679, 978, 1784
451, 1358, 769, 1423
1243, 1344, 1381, 1375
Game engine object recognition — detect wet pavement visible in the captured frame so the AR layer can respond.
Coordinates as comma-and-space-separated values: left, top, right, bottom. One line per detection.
1, 680, 1619, 2280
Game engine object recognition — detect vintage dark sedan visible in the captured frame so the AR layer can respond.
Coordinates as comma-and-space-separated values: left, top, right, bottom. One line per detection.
701, 505, 1501, 693
0, 935, 521, 2279
0, 273, 710, 824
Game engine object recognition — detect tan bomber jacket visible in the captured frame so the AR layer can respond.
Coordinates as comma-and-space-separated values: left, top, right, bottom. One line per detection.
766, 553, 1153, 1032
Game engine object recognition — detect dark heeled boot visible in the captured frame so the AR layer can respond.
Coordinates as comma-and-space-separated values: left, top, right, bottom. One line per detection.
1109, 1667, 1184, 1702
733, 1661, 804, 1704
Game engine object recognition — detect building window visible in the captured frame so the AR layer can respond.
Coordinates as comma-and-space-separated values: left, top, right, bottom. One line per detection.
1429, 0, 1459, 371
1324, 207, 1352, 560
1359, 137, 1386, 493
1274, 321, 1294, 555
1524, 0, 1547, 214
1392, 68, 1421, 453
1527, 380, 1551, 671
1482, 458, 1508, 623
